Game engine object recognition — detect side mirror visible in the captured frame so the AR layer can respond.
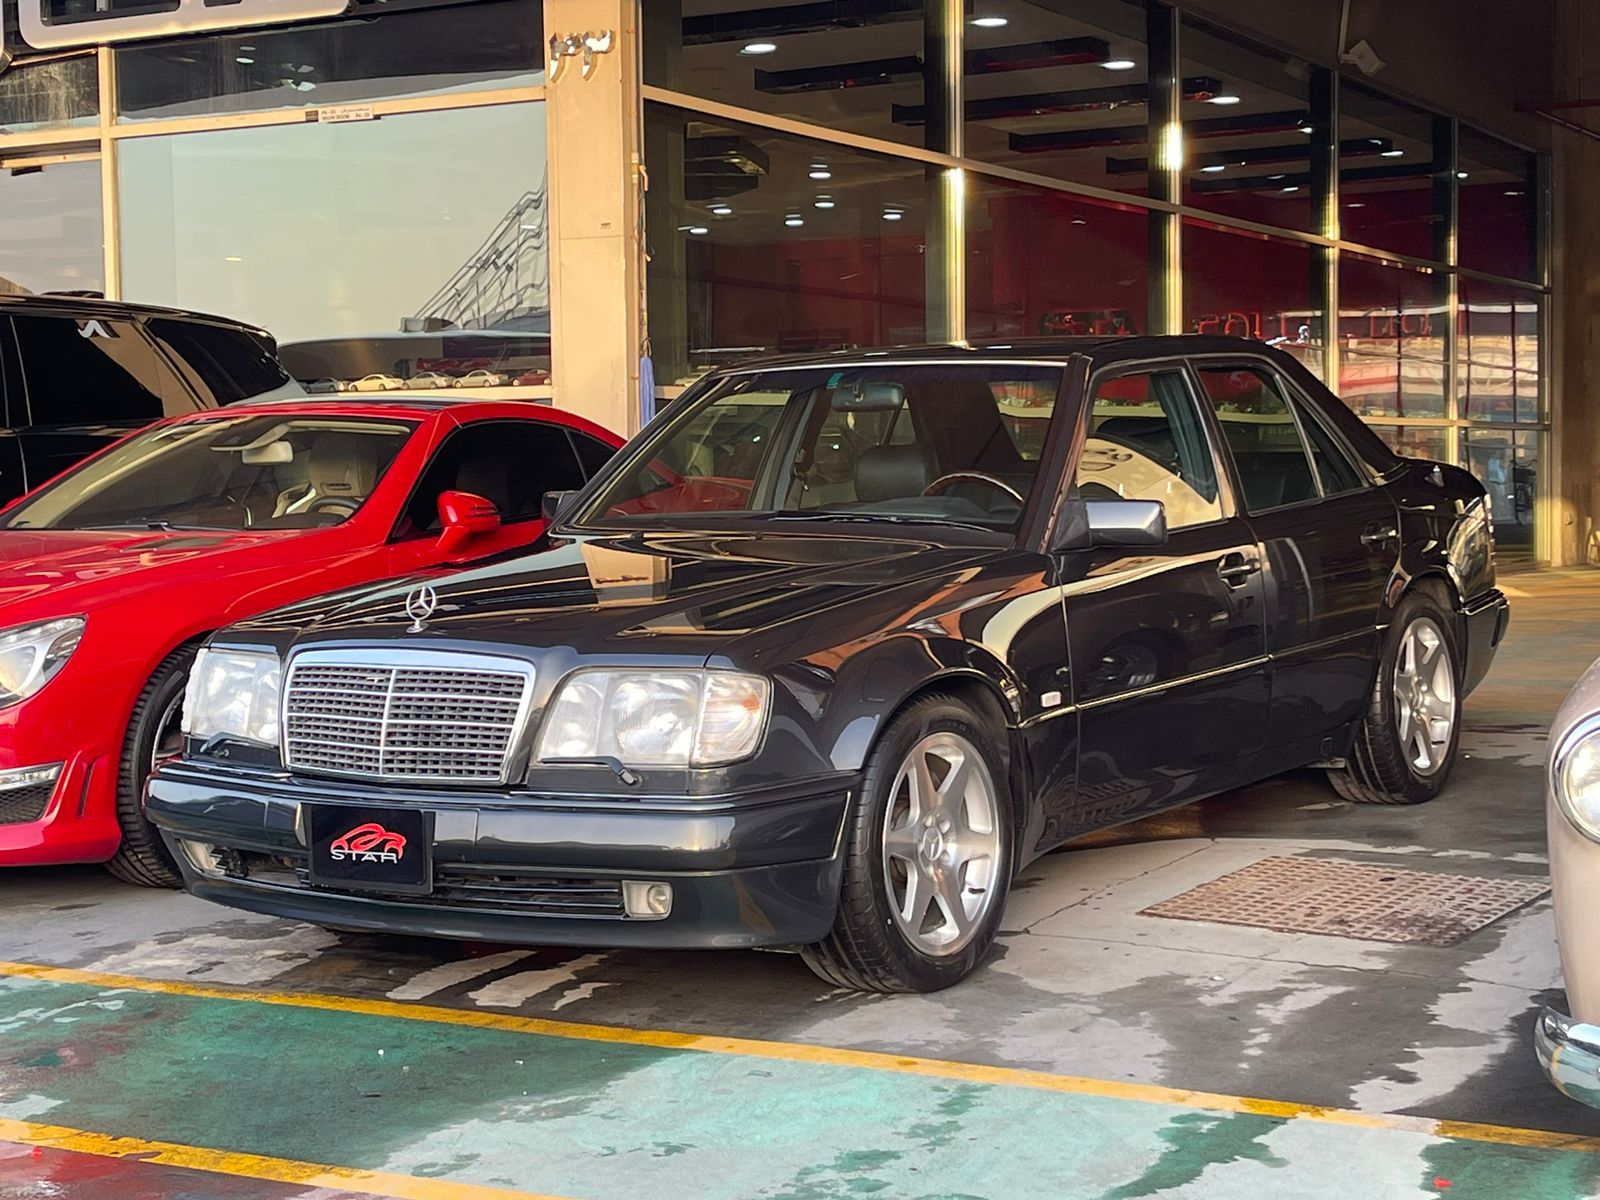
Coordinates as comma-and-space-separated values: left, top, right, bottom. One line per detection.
436, 489, 500, 554
541, 489, 577, 524
1051, 496, 1167, 552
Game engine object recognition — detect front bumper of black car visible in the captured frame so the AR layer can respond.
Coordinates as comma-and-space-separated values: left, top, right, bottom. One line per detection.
146, 763, 854, 949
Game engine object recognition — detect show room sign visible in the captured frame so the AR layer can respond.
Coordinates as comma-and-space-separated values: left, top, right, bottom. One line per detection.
14, 0, 350, 50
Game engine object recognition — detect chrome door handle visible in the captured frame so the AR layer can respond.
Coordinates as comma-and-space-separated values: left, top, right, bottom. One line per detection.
1217, 556, 1261, 587
1361, 524, 1398, 547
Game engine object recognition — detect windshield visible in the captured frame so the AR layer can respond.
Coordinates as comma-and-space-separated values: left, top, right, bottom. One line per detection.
574, 364, 1064, 533
4, 413, 417, 532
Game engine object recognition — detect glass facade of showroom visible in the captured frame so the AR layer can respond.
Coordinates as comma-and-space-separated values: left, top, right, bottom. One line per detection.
0, 0, 552, 397
641, 0, 1549, 549
0, 0, 1552, 549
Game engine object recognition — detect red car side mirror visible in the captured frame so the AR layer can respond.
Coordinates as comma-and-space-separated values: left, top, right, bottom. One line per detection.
436, 489, 501, 554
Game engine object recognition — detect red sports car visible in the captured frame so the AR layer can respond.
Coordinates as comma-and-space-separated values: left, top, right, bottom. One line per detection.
0, 395, 621, 885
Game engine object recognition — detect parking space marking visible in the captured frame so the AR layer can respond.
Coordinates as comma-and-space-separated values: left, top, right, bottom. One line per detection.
0, 1117, 573, 1200
2, 957, 1596, 1159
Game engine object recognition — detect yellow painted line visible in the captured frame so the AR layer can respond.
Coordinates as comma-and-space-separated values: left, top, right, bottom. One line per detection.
3, 958, 1598, 1157
0, 1116, 574, 1200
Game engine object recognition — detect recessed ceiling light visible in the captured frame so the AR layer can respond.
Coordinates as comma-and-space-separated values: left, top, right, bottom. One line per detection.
687, 226, 709, 235
709, 204, 733, 216
225, 256, 243, 263
1346, 201, 1366, 208
1298, 123, 1315, 134
882, 208, 904, 221
785, 214, 805, 227
1281, 185, 1299, 193
235, 55, 254, 64
808, 165, 832, 180
1380, 148, 1404, 158
1101, 58, 1136, 70
1208, 93, 1242, 106
1069, 218, 1087, 225
740, 42, 778, 56
971, 16, 1008, 28
1457, 171, 1469, 179
1200, 164, 1226, 173
1268, 174, 1285, 181
1505, 188, 1524, 196
814, 195, 835, 209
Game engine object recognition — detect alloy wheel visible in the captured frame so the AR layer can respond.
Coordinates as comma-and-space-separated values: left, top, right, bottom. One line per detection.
880, 731, 1002, 956
1392, 616, 1456, 777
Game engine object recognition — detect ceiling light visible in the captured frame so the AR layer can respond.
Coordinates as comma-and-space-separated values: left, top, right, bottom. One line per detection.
1101, 58, 1136, 70
882, 208, 904, 221
1281, 185, 1299, 193
808, 165, 831, 180
687, 225, 709, 235
1505, 188, 1525, 196
1457, 171, 1469, 179
709, 204, 733, 216
1200, 164, 1226, 173
1267, 174, 1285, 181
1298, 123, 1315, 134
1380, 149, 1404, 158
785, 214, 805, 227
1208, 93, 1242, 106
235, 55, 254, 64
225, 256, 243, 262
814, 195, 835, 209
1346, 201, 1366, 208
741, 42, 778, 56
1069, 218, 1087, 226
971, 16, 1008, 28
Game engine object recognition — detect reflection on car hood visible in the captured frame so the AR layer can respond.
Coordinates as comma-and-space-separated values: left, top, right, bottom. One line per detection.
237, 531, 999, 657
0, 527, 303, 611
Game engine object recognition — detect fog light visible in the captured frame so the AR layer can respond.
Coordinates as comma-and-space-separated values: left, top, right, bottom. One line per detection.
177, 839, 224, 877
622, 880, 673, 919
0, 763, 61, 791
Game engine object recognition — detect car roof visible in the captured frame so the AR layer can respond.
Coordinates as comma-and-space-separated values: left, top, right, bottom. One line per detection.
709, 335, 1305, 372
0, 292, 272, 335
166, 395, 620, 441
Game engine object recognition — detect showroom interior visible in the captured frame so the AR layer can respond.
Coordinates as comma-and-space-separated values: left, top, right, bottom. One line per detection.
0, 0, 1589, 562
6, 2, 1600, 1197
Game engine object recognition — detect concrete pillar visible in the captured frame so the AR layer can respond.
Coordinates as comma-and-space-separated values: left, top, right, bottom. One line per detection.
545, 0, 645, 436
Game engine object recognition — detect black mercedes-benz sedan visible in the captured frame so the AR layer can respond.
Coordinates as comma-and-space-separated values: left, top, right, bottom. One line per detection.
148, 337, 1509, 992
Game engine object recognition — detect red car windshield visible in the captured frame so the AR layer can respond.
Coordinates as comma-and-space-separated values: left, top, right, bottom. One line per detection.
3, 413, 417, 532
573, 363, 1064, 533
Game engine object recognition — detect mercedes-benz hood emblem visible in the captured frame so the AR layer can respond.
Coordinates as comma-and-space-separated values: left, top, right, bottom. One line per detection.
404, 584, 439, 633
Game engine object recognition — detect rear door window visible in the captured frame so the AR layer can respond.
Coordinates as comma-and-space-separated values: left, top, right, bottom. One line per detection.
148, 318, 290, 405
12, 314, 173, 424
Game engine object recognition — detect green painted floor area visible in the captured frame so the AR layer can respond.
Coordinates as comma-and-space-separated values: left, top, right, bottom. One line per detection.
1, 975, 1597, 1200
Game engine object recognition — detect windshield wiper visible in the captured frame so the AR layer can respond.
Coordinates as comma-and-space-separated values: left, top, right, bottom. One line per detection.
84, 520, 233, 533
767, 511, 996, 534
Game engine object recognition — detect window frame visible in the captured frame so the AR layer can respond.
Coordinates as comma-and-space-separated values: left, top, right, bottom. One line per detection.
1186, 356, 1356, 517
387, 416, 587, 543
1072, 356, 1238, 534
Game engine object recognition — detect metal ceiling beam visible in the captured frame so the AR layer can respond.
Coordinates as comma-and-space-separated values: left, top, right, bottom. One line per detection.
682, 0, 941, 46
1008, 108, 1310, 153
893, 75, 1221, 125
1104, 136, 1392, 176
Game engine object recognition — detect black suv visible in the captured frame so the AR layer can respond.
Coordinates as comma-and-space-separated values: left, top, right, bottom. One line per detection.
0, 294, 295, 503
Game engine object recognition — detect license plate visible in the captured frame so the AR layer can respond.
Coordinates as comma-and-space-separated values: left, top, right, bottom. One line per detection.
307, 805, 433, 895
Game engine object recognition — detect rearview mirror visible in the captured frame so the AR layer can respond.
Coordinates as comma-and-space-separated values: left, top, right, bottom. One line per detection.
241, 441, 293, 466
1051, 497, 1167, 552
829, 382, 905, 412
541, 490, 577, 524
436, 489, 501, 554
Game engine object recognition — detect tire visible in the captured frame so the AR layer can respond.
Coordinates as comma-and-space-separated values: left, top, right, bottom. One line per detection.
1328, 586, 1462, 805
104, 645, 196, 888
801, 693, 1013, 993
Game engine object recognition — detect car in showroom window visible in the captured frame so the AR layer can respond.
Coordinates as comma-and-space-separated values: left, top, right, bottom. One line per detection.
0, 396, 621, 888
146, 338, 1510, 993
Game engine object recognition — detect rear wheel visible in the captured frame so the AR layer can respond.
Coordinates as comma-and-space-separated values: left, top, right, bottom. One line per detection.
104, 646, 195, 888
801, 694, 1012, 993
1328, 587, 1461, 805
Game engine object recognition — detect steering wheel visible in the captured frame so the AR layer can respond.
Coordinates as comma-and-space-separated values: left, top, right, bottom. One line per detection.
922, 472, 1025, 506
308, 497, 360, 519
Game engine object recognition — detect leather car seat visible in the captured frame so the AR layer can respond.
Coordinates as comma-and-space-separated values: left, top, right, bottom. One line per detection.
854, 444, 930, 503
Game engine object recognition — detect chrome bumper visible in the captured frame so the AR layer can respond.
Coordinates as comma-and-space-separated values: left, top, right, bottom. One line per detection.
1535, 1007, 1600, 1108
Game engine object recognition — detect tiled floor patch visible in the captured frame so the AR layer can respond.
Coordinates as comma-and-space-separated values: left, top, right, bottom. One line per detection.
1140, 855, 1550, 945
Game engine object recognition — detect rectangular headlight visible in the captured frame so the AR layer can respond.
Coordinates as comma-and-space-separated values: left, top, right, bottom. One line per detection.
182, 647, 282, 748
537, 669, 770, 768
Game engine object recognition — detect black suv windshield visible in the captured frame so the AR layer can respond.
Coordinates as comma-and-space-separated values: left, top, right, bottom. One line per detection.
575, 363, 1064, 532
4, 413, 417, 531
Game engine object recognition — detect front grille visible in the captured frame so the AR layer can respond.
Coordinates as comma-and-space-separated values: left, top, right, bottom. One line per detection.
230, 852, 625, 917
0, 783, 52, 825
283, 653, 534, 784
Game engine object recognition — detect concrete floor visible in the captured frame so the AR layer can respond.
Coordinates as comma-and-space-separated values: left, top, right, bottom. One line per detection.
2, 568, 1599, 1198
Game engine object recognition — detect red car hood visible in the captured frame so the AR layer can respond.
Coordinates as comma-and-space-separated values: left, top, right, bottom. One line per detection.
0, 527, 309, 617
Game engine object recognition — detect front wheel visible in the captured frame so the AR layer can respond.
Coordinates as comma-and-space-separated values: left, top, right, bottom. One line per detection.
104, 646, 195, 888
801, 694, 1013, 993
1329, 587, 1462, 805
